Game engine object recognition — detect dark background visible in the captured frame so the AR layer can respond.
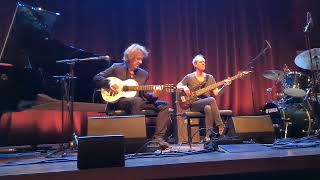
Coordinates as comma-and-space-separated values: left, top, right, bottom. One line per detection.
1, 0, 320, 115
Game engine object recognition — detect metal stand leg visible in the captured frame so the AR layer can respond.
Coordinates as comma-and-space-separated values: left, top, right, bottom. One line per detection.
284, 121, 292, 139
187, 117, 192, 150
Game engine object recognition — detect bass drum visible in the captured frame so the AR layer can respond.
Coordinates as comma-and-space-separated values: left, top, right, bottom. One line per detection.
261, 102, 284, 127
282, 107, 313, 138
262, 102, 313, 138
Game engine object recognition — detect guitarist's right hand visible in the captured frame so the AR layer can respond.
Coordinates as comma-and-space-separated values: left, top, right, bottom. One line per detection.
110, 83, 119, 94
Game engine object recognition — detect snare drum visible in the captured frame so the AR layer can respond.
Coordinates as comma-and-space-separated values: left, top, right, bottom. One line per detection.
283, 72, 310, 97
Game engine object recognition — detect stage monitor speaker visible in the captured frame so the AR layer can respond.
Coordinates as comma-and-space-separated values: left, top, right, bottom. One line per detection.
87, 115, 147, 153
77, 135, 125, 169
227, 115, 275, 144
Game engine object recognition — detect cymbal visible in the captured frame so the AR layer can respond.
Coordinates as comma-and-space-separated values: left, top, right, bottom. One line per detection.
262, 70, 285, 81
295, 48, 320, 70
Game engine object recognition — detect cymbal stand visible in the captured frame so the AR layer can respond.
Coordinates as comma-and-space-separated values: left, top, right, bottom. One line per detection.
304, 23, 320, 133
266, 77, 283, 103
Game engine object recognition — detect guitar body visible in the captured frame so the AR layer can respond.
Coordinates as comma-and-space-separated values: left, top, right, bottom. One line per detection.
101, 77, 138, 103
177, 90, 198, 110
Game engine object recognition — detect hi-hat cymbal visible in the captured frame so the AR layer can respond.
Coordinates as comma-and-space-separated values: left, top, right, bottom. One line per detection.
295, 48, 320, 70
262, 70, 285, 81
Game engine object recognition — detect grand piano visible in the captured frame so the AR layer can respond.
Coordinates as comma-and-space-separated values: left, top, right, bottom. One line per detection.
0, 3, 107, 146
0, 3, 108, 113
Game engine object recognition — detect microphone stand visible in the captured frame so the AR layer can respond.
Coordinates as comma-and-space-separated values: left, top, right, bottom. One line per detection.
46, 59, 81, 158
46, 56, 111, 157
46, 74, 77, 158
304, 26, 320, 134
244, 41, 271, 114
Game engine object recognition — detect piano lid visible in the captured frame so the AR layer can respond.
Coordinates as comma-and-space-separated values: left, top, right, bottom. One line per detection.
0, 2, 96, 69
0, 3, 105, 112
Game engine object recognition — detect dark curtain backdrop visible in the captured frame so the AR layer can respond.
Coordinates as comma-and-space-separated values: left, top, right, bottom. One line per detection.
1, 0, 320, 115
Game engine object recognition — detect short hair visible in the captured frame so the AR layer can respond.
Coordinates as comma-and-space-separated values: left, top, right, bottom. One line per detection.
192, 54, 205, 66
123, 43, 149, 62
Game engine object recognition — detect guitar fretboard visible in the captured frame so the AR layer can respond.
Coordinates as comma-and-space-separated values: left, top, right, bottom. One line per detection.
123, 85, 162, 91
194, 74, 241, 97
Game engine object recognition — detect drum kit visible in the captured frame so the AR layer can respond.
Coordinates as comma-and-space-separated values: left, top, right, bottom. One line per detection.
262, 48, 320, 139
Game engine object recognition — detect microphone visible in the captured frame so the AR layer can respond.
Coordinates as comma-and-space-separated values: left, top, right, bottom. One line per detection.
304, 11, 313, 33
265, 40, 272, 49
56, 55, 110, 64
78, 55, 110, 61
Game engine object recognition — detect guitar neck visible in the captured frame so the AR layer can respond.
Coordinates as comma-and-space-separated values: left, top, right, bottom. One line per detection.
124, 85, 161, 91
194, 74, 240, 97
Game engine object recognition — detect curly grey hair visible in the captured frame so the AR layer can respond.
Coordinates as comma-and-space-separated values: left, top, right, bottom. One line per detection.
123, 43, 149, 62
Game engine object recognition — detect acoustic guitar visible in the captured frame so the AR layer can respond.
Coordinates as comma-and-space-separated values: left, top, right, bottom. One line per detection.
101, 77, 176, 103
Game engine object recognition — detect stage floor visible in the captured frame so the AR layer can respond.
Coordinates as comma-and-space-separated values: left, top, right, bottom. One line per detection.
1, 139, 320, 179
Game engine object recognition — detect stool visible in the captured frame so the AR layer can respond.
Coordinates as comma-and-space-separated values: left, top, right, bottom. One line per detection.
182, 111, 205, 148
182, 110, 233, 147
219, 110, 233, 123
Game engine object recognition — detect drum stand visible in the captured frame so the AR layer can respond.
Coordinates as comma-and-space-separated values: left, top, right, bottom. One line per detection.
304, 22, 320, 134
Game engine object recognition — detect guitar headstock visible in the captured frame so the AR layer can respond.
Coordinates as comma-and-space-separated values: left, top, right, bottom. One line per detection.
163, 84, 176, 92
238, 71, 252, 79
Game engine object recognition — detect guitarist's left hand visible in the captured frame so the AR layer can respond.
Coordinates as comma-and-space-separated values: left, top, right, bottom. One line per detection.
153, 89, 162, 97
224, 79, 232, 86
152, 85, 164, 97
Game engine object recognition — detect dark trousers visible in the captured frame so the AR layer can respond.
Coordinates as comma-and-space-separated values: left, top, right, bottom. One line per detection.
108, 97, 169, 139
190, 97, 224, 137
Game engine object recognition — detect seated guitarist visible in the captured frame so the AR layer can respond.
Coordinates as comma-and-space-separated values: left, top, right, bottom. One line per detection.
93, 43, 170, 149
177, 54, 231, 142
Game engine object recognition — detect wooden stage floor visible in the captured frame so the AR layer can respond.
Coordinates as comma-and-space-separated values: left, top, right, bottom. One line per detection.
1, 140, 320, 180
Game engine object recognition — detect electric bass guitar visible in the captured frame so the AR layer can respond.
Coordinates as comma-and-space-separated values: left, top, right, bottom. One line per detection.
101, 77, 176, 103
177, 71, 252, 110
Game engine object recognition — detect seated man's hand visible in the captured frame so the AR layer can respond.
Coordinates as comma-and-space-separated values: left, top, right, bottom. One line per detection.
178, 86, 191, 96
153, 89, 162, 97
110, 84, 119, 94
224, 79, 232, 86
